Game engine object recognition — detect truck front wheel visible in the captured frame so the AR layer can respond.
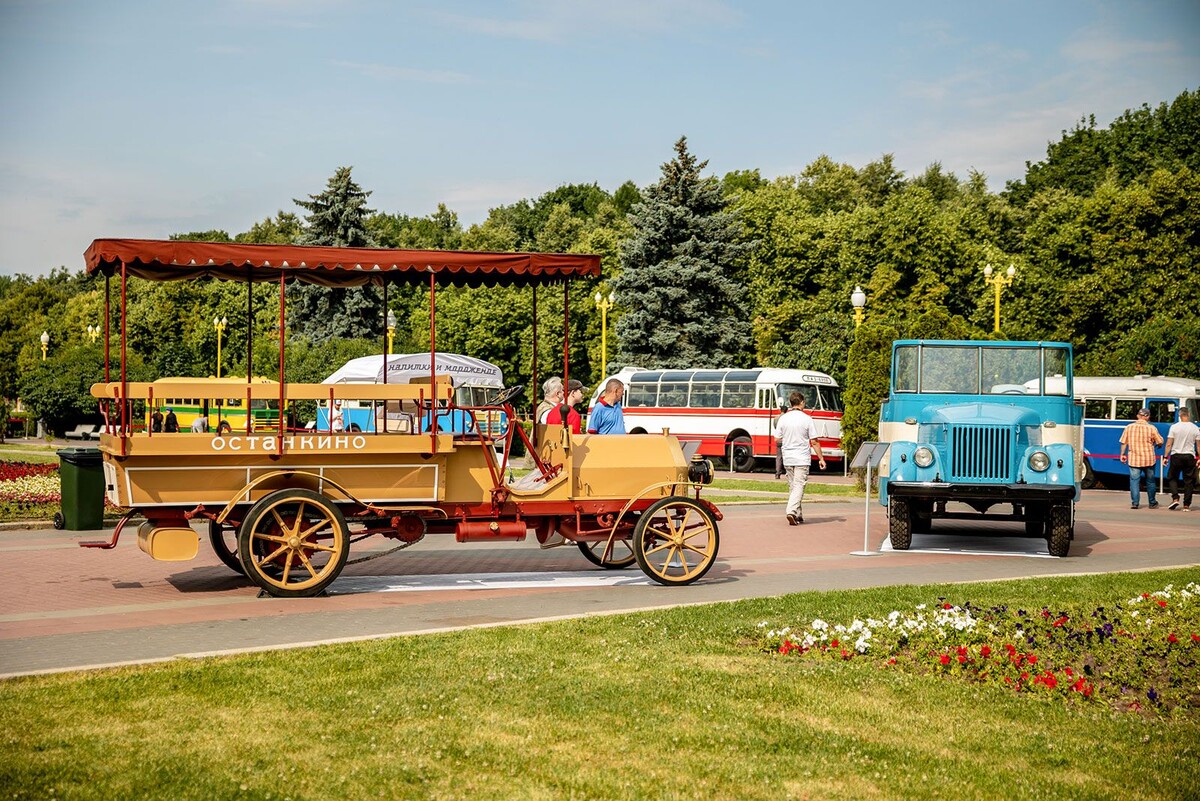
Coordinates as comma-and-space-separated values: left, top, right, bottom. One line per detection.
889, 498, 912, 550
1047, 503, 1072, 557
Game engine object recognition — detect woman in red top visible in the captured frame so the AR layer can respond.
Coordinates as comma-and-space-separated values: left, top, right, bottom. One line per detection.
545, 379, 586, 434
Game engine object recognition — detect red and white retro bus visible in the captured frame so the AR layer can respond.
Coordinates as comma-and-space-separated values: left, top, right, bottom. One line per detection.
589, 367, 843, 472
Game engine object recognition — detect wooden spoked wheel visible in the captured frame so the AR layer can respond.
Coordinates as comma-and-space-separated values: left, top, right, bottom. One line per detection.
237, 489, 349, 597
208, 519, 245, 575
577, 538, 636, 569
632, 496, 719, 586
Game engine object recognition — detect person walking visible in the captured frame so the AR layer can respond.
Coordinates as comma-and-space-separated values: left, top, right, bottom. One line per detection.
1163, 408, 1199, 511
1119, 407, 1164, 509
774, 392, 826, 525
587, 379, 626, 434
163, 408, 179, 433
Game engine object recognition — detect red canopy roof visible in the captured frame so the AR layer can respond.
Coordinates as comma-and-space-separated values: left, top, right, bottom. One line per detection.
83, 239, 601, 287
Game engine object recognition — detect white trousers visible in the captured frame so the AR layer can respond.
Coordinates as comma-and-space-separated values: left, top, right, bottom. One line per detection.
785, 465, 810, 518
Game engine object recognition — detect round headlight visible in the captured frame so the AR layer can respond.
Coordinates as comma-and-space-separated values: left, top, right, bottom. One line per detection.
913, 446, 935, 468
1029, 451, 1050, 472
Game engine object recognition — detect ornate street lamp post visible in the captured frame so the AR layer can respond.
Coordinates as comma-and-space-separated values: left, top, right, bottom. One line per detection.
983, 263, 1016, 333
594, 290, 615, 380
85, 324, 100, 344
850, 285, 866, 328
39, 331, 49, 361
213, 316, 228, 378
386, 311, 397, 355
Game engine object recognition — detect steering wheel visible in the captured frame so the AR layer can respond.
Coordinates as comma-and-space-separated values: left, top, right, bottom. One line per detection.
488, 384, 525, 407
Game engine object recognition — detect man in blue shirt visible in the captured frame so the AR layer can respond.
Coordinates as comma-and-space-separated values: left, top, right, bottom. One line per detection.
587, 379, 626, 435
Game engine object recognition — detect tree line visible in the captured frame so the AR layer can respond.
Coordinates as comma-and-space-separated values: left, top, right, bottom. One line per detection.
3, 89, 1196, 439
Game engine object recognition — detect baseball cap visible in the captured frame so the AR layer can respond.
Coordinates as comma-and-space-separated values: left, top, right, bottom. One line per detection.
567, 379, 587, 393
1137, 407, 1151, 417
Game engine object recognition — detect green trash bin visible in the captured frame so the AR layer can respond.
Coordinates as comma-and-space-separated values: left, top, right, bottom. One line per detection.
55, 447, 105, 531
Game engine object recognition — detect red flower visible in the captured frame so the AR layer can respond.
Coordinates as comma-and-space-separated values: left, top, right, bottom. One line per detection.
1040, 672, 1057, 689
1157, 599, 1168, 608
1004, 643, 1017, 654
830, 639, 839, 648
1191, 634, 1200, 643
1168, 633, 1179, 644
980, 645, 992, 658
886, 657, 897, 666
957, 654, 967, 664
939, 654, 951, 666
1064, 667, 1074, 677
956, 645, 969, 657
943, 602, 953, 609
1027, 654, 1038, 665
1142, 593, 1151, 599
1052, 616, 1069, 627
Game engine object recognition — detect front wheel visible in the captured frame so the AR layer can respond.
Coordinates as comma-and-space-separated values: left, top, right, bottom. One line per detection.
730, 436, 755, 473
577, 539, 636, 569
238, 488, 349, 597
633, 496, 719, 585
1047, 503, 1072, 557
888, 498, 912, 550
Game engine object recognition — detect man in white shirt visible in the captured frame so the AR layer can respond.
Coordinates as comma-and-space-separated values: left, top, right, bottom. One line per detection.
1163, 409, 1199, 511
774, 392, 826, 525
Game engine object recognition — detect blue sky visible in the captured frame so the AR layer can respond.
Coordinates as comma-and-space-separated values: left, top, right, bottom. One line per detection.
1, 0, 1197, 276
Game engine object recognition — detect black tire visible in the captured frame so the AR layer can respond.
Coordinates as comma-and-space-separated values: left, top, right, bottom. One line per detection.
633, 496, 719, 586
730, 436, 755, 473
911, 500, 933, 534
208, 519, 245, 575
889, 497, 912, 550
1080, 458, 1097, 490
349, 423, 362, 433
1024, 503, 1046, 538
577, 539, 636, 569
52, 511, 65, 530
1047, 503, 1072, 557
238, 488, 349, 597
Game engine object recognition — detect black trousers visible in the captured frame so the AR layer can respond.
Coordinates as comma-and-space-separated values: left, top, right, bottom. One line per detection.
1166, 453, 1196, 506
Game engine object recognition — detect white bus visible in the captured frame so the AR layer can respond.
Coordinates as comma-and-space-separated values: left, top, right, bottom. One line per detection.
1034, 374, 1200, 488
590, 367, 843, 472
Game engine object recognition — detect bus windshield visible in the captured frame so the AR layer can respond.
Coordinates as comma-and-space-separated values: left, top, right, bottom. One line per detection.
776, 383, 843, 411
894, 344, 1071, 395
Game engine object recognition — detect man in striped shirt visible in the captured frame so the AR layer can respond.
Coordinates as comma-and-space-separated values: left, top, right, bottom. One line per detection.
1119, 407, 1165, 509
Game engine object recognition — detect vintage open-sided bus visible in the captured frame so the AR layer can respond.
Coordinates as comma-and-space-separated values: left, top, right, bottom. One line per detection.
80, 239, 721, 596
149, 376, 280, 432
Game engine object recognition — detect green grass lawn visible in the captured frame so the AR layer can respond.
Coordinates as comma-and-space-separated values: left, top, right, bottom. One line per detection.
0, 442, 59, 465
2, 568, 1197, 799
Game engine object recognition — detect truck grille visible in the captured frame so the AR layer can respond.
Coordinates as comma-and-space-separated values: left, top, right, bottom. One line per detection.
948, 424, 1014, 482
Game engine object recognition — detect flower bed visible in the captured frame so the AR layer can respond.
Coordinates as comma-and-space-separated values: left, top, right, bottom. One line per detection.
758, 581, 1200, 717
0, 460, 61, 521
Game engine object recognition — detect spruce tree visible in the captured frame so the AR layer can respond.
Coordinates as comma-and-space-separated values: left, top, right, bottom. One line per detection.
613, 137, 754, 368
288, 167, 383, 343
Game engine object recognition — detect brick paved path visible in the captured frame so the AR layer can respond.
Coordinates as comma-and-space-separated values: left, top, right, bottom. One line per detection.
1, 490, 1195, 677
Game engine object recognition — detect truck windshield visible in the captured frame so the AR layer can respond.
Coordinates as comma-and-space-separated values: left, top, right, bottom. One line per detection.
895, 344, 1070, 395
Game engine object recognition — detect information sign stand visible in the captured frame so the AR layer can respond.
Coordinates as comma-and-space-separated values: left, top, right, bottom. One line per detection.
849, 442, 890, 556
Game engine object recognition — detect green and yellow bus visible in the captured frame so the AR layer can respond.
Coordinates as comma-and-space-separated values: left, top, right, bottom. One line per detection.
148, 376, 281, 432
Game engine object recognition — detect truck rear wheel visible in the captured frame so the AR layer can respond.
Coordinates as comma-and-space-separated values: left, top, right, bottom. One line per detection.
1047, 504, 1072, 557
889, 498, 912, 550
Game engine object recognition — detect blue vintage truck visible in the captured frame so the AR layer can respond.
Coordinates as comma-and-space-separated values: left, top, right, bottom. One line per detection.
877, 340, 1082, 557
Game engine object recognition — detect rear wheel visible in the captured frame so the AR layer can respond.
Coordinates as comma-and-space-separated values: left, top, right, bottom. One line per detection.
889, 498, 912, 550
730, 436, 755, 473
911, 500, 932, 534
1080, 458, 1097, 490
577, 539, 636, 569
238, 488, 349, 597
633, 497, 719, 585
208, 519, 245, 575
1047, 503, 1072, 557
1024, 503, 1046, 538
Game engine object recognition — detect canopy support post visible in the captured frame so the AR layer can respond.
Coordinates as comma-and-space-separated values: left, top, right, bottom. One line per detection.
246, 271, 253, 380
429, 271, 437, 455
531, 285, 539, 448
278, 272, 286, 450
